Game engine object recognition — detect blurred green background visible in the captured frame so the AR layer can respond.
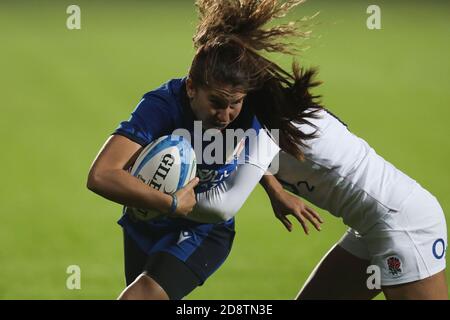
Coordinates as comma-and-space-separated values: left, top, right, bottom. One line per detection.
0, 0, 449, 299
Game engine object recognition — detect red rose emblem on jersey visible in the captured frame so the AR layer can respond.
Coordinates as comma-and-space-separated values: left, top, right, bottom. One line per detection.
387, 256, 402, 277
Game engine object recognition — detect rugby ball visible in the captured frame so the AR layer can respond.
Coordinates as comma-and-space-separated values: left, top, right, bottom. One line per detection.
125, 135, 197, 220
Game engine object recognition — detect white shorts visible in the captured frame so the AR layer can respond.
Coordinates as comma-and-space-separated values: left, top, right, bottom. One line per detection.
338, 185, 447, 286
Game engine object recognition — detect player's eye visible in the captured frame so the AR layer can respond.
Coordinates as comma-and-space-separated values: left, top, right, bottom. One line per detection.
209, 97, 227, 109
231, 99, 243, 106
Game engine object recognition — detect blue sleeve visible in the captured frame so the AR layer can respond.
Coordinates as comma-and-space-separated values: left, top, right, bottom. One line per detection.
113, 94, 176, 146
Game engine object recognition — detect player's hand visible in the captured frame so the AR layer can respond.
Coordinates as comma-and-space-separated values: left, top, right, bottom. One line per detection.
172, 177, 199, 216
268, 189, 323, 234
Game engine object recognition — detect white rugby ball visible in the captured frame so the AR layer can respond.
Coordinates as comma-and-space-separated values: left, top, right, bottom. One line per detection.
125, 135, 197, 221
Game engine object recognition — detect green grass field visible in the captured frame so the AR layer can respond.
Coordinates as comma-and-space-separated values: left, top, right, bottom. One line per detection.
0, 0, 449, 299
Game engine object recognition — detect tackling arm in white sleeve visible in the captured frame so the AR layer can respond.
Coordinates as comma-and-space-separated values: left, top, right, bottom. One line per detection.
191, 163, 267, 223
187, 128, 280, 223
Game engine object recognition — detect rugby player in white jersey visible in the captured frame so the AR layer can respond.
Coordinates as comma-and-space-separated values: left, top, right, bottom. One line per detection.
259, 109, 448, 300
214, 109, 447, 300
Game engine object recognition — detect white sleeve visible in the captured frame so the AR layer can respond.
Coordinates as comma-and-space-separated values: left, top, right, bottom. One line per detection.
244, 124, 281, 172
187, 128, 280, 223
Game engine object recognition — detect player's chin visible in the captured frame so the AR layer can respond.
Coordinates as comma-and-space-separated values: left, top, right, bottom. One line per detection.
205, 122, 229, 131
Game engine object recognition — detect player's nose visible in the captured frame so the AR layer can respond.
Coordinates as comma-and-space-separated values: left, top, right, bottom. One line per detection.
215, 109, 230, 124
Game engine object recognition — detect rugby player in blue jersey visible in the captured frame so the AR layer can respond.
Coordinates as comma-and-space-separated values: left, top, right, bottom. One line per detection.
87, 0, 323, 300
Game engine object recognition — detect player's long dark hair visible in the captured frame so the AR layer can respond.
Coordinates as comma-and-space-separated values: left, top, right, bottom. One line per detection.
189, 0, 323, 160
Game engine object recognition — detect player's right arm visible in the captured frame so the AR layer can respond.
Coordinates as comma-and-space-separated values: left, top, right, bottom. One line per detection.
87, 134, 198, 216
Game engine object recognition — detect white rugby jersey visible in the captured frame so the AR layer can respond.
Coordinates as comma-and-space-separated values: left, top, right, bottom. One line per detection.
275, 109, 418, 234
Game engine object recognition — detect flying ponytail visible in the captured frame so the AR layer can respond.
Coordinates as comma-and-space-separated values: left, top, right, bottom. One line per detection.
189, 0, 323, 160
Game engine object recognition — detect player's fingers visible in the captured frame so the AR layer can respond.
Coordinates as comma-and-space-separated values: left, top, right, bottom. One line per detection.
292, 212, 309, 235
276, 214, 292, 232
185, 177, 199, 189
302, 209, 322, 231
306, 206, 324, 224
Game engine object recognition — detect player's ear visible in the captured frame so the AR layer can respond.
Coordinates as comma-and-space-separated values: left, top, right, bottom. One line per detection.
186, 77, 196, 99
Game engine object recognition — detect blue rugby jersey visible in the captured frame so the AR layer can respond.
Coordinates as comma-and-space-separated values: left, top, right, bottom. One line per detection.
114, 77, 262, 193
113, 78, 261, 236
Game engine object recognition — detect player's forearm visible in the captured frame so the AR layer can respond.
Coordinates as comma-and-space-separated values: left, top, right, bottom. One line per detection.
188, 163, 266, 223
87, 168, 172, 213
260, 174, 284, 197
189, 129, 281, 223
